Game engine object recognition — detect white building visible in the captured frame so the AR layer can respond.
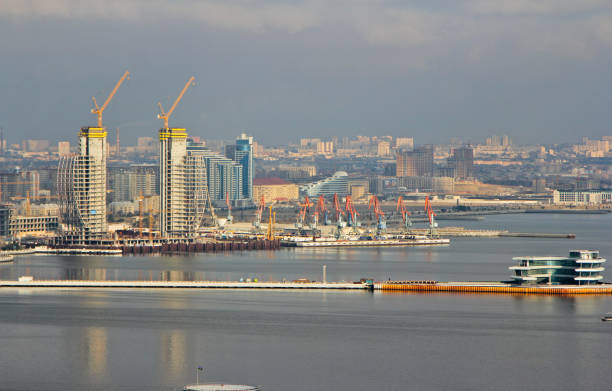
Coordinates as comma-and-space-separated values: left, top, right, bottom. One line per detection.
301, 171, 349, 197
553, 190, 612, 205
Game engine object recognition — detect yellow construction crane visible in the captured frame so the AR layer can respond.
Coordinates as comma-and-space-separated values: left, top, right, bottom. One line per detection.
157, 76, 195, 129
91, 71, 130, 128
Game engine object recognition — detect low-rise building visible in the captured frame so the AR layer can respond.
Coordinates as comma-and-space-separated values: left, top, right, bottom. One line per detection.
253, 178, 299, 202
553, 190, 612, 205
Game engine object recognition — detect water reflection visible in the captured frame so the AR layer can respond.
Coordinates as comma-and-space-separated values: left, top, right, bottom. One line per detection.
161, 271, 197, 282
64, 268, 107, 281
160, 330, 187, 380
82, 327, 108, 380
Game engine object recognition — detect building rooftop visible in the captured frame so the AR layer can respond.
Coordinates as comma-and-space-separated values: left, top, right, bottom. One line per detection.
253, 177, 292, 186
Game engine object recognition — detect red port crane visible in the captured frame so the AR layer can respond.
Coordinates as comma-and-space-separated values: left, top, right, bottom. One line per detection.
332, 193, 344, 223
313, 195, 327, 228
344, 195, 359, 227
369, 195, 386, 235
396, 196, 412, 232
424, 196, 438, 237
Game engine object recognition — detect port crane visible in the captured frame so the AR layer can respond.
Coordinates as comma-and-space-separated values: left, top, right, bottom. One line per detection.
396, 196, 412, 233
91, 71, 130, 128
368, 195, 386, 236
332, 193, 346, 239
312, 195, 327, 234
295, 196, 313, 235
345, 195, 360, 235
424, 196, 438, 237
157, 76, 195, 129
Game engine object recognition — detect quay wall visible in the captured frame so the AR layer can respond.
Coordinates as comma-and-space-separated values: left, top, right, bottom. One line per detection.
376, 282, 612, 295
122, 239, 281, 255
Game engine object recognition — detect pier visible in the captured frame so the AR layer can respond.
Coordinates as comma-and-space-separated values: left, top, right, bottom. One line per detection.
3, 278, 612, 295
0, 279, 368, 290
377, 281, 612, 295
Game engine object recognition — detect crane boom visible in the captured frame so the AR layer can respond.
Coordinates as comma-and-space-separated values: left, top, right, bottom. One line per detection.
91, 71, 130, 128
158, 76, 195, 129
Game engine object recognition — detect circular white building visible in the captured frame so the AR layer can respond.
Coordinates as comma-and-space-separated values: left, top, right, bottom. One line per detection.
183, 384, 260, 391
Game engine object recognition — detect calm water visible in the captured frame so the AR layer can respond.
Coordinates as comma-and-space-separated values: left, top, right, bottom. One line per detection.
1, 213, 611, 390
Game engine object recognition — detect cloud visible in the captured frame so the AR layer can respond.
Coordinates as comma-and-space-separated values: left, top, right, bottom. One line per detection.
468, 0, 612, 15
3, 0, 612, 61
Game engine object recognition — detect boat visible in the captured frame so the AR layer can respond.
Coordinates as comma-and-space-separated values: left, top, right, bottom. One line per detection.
602, 313, 612, 321
183, 384, 260, 391
0, 255, 14, 263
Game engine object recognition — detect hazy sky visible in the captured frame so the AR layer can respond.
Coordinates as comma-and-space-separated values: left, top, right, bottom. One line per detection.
1, 0, 612, 146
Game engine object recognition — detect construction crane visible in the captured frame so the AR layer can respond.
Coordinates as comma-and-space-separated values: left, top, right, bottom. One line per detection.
0, 181, 40, 201
91, 71, 130, 128
252, 195, 265, 233
424, 196, 438, 237
368, 195, 386, 235
396, 196, 412, 233
265, 205, 276, 241
157, 76, 195, 129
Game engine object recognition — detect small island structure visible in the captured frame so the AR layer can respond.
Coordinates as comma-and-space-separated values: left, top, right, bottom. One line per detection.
378, 249, 612, 294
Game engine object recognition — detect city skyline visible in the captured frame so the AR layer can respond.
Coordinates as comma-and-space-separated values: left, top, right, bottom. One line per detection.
2, 1, 612, 145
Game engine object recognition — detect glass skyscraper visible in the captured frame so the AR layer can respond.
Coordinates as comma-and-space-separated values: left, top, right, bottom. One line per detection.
229, 133, 254, 200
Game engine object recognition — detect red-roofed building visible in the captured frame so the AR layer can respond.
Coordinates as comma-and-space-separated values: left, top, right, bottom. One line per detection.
253, 177, 299, 202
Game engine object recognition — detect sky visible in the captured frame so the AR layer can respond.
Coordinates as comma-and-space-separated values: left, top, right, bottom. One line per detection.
1, 0, 612, 146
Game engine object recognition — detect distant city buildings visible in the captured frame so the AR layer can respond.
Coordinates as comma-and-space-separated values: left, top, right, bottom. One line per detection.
553, 189, 612, 205
253, 178, 299, 202
396, 145, 434, 177
449, 146, 474, 179
395, 137, 414, 149
58, 141, 71, 156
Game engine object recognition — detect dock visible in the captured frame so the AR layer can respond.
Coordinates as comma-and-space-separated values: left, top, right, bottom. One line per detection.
0, 279, 369, 290
376, 281, 612, 295
3, 278, 612, 295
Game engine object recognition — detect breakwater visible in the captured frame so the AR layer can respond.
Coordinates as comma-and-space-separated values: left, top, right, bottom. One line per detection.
0, 279, 366, 290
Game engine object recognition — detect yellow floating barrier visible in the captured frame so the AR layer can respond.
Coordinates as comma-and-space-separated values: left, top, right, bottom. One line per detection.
376, 282, 612, 295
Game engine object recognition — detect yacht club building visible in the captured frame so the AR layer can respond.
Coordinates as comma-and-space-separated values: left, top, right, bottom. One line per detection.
509, 250, 605, 285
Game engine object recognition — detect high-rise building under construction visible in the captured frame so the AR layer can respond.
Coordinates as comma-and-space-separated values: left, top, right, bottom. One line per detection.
57, 127, 108, 242
159, 128, 208, 237
57, 71, 129, 243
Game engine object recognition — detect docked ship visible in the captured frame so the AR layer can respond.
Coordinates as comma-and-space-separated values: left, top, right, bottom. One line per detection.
509, 250, 606, 285
282, 234, 449, 247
